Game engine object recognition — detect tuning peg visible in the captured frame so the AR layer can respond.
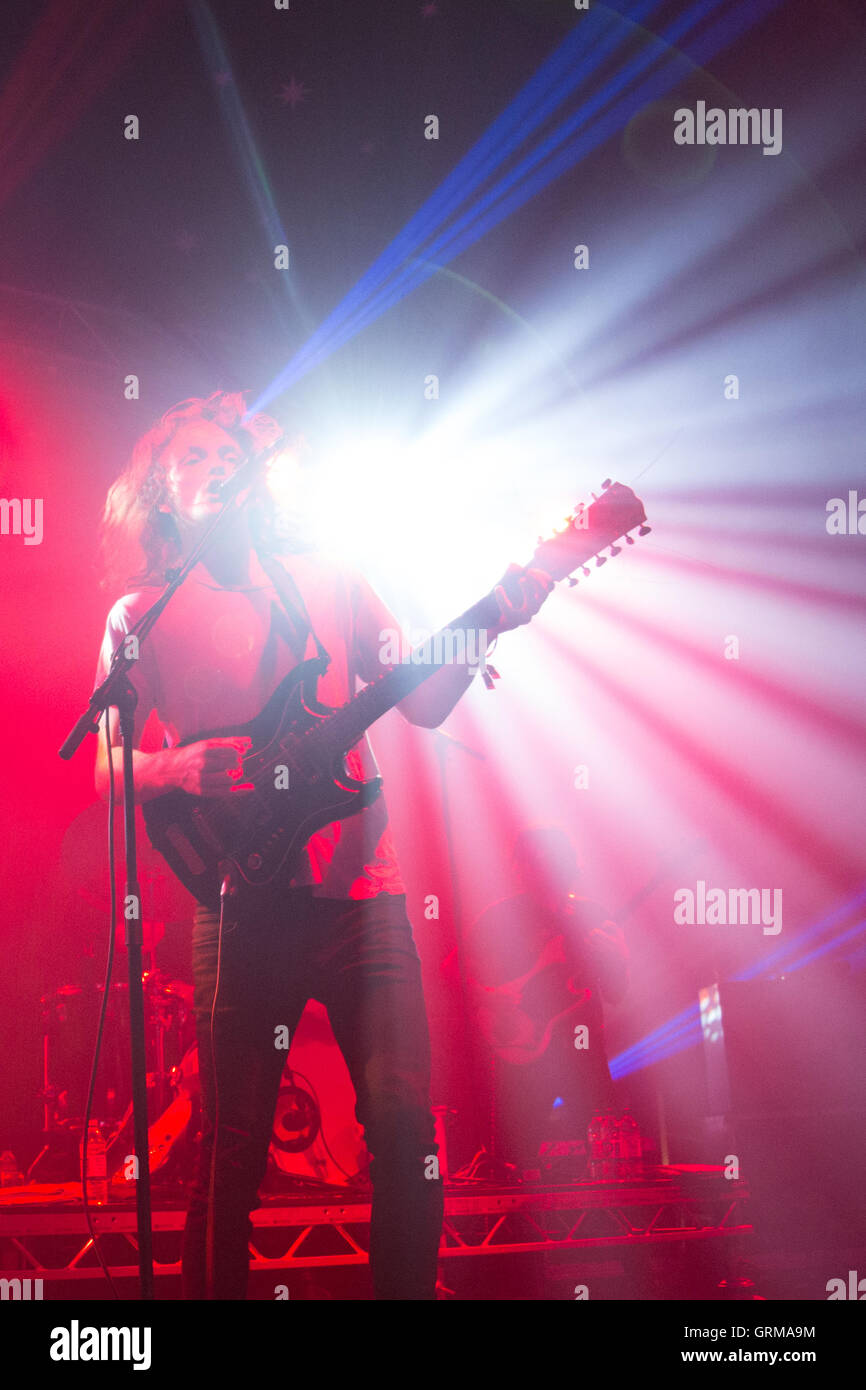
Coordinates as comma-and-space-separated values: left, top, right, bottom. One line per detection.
595, 555, 607, 567
582, 566, 590, 577
625, 534, 635, 545
638, 524, 651, 536
568, 576, 578, 587
601, 478, 611, 490
609, 544, 621, 557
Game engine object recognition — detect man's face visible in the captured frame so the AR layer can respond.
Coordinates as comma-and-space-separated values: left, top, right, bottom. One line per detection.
162, 418, 245, 529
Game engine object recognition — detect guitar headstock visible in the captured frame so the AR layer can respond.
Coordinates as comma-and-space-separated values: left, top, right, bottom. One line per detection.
529, 480, 649, 582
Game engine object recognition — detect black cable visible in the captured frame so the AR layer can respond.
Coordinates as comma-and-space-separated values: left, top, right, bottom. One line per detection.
287, 1068, 366, 1187
204, 877, 228, 1297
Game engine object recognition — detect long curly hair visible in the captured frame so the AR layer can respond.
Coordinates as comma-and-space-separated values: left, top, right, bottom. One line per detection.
98, 390, 307, 594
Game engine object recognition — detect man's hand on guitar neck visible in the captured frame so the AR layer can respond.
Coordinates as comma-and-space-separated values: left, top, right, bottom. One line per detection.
488, 562, 555, 636
399, 563, 554, 726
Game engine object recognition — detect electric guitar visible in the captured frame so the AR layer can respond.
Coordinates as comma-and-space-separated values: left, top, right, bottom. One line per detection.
474, 923, 594, 1066
472, 839, 706, 1065
142, 481, 648, 909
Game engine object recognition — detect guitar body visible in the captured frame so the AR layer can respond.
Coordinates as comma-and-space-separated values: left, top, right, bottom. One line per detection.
142, 656, 383, 909
476, 985, 592, 1066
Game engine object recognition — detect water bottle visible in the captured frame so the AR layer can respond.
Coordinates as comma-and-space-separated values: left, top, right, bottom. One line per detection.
587, 1111, 604, 1180
601, 1112, 621, 1180
0, 1150, 20, 1187
619, 1108, 642, 1179
80, 1123, 108, 1204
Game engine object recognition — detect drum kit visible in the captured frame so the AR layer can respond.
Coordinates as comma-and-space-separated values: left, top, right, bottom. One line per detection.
34, 968, 368, 1193
33, 969, 200, 1189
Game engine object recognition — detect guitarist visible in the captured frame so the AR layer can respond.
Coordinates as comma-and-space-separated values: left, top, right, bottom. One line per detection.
466, 826, 628, 1170
92, 389, 554, 1300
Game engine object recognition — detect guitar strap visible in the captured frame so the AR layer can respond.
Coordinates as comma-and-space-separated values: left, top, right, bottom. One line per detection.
257, 549, 331, 668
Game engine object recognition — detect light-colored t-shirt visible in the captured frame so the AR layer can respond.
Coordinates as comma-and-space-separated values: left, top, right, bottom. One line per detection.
94, 550, 407, 900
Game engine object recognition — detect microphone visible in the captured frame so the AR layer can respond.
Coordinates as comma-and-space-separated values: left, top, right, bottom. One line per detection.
217, 435, 287, 503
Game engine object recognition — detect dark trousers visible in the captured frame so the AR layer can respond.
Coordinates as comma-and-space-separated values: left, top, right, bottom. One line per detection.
180, 885, 443, 1300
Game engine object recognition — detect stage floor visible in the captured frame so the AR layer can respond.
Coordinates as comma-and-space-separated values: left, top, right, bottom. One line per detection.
0, 1165, 751, 1293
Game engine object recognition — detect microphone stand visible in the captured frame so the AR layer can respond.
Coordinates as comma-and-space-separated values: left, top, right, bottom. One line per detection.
429, 728, 494, 1161
58, 439, 282, 1300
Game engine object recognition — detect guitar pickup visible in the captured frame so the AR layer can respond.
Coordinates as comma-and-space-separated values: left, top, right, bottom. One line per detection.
190, 805, 227, 854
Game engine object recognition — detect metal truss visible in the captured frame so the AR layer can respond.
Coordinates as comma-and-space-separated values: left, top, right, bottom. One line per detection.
0, 1177, 751, 1285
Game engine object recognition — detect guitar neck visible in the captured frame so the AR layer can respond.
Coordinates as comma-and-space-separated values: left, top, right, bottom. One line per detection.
313, 479, 648, 754
317, 592, 500, 751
